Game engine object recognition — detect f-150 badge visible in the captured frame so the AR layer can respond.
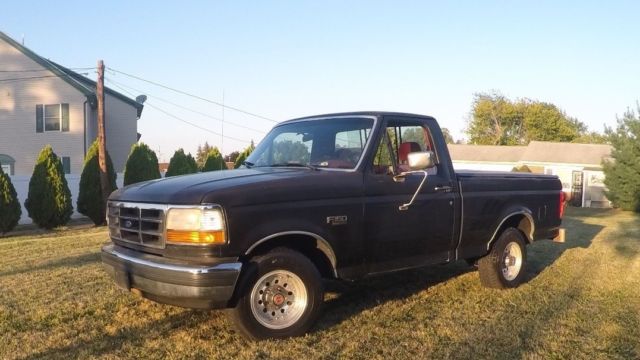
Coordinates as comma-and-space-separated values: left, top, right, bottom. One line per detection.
326, 215, 348, 226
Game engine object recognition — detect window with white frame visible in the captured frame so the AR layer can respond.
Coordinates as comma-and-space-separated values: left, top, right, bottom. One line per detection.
1, 164, 10, 174
36, 103, 69, 133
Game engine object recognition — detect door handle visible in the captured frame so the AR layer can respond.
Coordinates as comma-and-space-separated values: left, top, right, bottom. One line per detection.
434, 185, 452, 192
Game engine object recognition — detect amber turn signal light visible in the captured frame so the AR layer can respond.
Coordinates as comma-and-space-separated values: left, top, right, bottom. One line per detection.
166, 230, 226, 245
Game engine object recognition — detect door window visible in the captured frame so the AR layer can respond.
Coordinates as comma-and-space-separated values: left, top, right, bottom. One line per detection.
372, 122, 437, 174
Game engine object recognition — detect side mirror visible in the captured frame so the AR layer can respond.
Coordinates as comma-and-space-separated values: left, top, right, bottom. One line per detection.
407, 151, 436, 170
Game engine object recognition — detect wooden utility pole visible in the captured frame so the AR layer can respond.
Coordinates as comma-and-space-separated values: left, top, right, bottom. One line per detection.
96, 60, 110, 207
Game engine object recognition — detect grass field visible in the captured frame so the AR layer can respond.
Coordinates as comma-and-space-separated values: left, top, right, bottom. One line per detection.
1, 208, 639, 359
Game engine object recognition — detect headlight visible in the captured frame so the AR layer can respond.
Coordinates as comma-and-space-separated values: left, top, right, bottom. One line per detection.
166, 207, 226, 245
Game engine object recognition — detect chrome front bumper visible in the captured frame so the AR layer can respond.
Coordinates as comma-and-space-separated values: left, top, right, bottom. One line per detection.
101, 244, 242, 309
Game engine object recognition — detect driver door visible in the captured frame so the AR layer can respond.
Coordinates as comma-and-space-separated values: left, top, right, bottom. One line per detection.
364, 117, 456, 274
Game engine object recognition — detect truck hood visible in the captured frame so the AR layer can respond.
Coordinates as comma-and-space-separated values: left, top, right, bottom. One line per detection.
109, 168, 362, 206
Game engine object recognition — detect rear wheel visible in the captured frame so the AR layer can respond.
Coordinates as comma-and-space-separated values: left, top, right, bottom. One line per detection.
478, 228, 527, 289
228, 248, 323, 340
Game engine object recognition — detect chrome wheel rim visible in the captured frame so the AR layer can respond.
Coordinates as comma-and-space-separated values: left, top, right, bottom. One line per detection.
501, 241, 523, 281
250, 270, 308, 329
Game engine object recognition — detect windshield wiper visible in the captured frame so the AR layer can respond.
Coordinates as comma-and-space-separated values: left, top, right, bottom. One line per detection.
269, 163, 318, 170
242, 161, 254, 168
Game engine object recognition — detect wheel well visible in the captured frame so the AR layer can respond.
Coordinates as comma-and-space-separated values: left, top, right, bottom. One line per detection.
490, 213, 534, 247
243, 234, 336, 279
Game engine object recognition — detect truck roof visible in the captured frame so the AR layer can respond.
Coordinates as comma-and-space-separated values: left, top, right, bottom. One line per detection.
280, 111, 437, 125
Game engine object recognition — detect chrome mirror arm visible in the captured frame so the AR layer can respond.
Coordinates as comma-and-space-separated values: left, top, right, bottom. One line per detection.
395, 170, 429, 211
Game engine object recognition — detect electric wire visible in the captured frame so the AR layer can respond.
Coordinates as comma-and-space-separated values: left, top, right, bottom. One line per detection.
105, 78, 252, 144
105, 76, 267, 134
106, 67, 277, 123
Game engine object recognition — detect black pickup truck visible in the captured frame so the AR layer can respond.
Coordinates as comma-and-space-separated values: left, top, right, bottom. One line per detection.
102, 112, 565, 339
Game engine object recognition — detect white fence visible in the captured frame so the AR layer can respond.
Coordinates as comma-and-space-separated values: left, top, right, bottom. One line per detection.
10, 173, 124, 224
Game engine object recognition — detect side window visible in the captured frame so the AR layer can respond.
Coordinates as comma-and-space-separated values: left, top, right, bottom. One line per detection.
372, 128, 395, 174
372, 121, 437, 174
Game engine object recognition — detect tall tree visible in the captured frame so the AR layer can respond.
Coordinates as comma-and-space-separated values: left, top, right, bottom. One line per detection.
466, 92, 524, 145
196, 142, 214, 169
603, 106, 640, 212
441, 128, 455, 144
465, 92, 591, 145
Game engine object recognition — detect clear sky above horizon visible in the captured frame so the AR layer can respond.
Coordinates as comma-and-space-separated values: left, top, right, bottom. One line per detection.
2, 1, 639, 160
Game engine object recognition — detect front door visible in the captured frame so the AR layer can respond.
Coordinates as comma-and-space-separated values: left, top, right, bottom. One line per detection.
364, 116, 456, 274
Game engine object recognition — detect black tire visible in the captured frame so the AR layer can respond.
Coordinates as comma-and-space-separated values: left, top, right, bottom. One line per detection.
478, 228, 527, 289
227, 247, 324, 340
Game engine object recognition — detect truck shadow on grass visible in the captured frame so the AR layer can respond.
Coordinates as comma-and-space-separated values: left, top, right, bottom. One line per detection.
316, 213, 605, 333
0, 252, 101, 278
23, 310, 213, 360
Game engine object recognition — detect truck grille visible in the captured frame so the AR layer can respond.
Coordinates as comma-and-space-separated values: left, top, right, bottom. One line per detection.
107, 202, 167, 249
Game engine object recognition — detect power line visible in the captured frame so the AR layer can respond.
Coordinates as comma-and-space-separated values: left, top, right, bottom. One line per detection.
106, 67, 277, 123
105, 76, 267, 134
105, 78, 252, 144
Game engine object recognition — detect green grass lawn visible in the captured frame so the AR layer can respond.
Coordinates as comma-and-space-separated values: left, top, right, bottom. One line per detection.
1, 208, 639, 359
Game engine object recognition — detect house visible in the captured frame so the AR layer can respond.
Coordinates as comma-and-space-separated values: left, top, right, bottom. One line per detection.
0, 31, 144, 176
448, 141, 613, 208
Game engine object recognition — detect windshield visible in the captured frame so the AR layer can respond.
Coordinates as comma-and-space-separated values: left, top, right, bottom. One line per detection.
246, 117, 375, 170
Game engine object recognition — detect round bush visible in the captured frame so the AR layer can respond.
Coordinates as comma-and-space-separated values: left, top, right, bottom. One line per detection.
166, 149, 198, 177
24, 145, 73, 229
202, 147, 226, 172
0, 165, 21, 235
124, 143, 161, 186
77, 140, 117, 225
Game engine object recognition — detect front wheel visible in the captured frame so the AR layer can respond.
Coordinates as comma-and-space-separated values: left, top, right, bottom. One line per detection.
478, 228, 527, 289
228, 248, 323, 340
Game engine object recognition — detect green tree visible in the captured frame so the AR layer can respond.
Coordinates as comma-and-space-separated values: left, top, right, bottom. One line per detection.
225, 151, 240, 163
124, 143, 161, 186
24, 145, 73, 229
522, 101, 582, 142
0, 165, 21, 235
603, 106, 640, 212
234, 143, 256, 169
571, 131, 609, 144
441, 127, 454, 144
202, 147, 226, 171
466, 92, 524, 145
196, 142, 214, 169
166, 149, 198, 177
77, 140, 117, 225
466, 92, 588, 145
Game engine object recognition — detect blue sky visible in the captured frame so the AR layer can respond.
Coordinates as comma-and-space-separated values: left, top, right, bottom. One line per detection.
2, 1, 639, 160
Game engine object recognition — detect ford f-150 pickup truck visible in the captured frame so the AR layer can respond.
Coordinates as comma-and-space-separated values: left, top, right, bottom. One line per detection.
102, 112, 565, 339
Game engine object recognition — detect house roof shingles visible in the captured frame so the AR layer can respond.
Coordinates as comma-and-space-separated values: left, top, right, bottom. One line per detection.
447, 144, 527, 163
448, 141, 612, 167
